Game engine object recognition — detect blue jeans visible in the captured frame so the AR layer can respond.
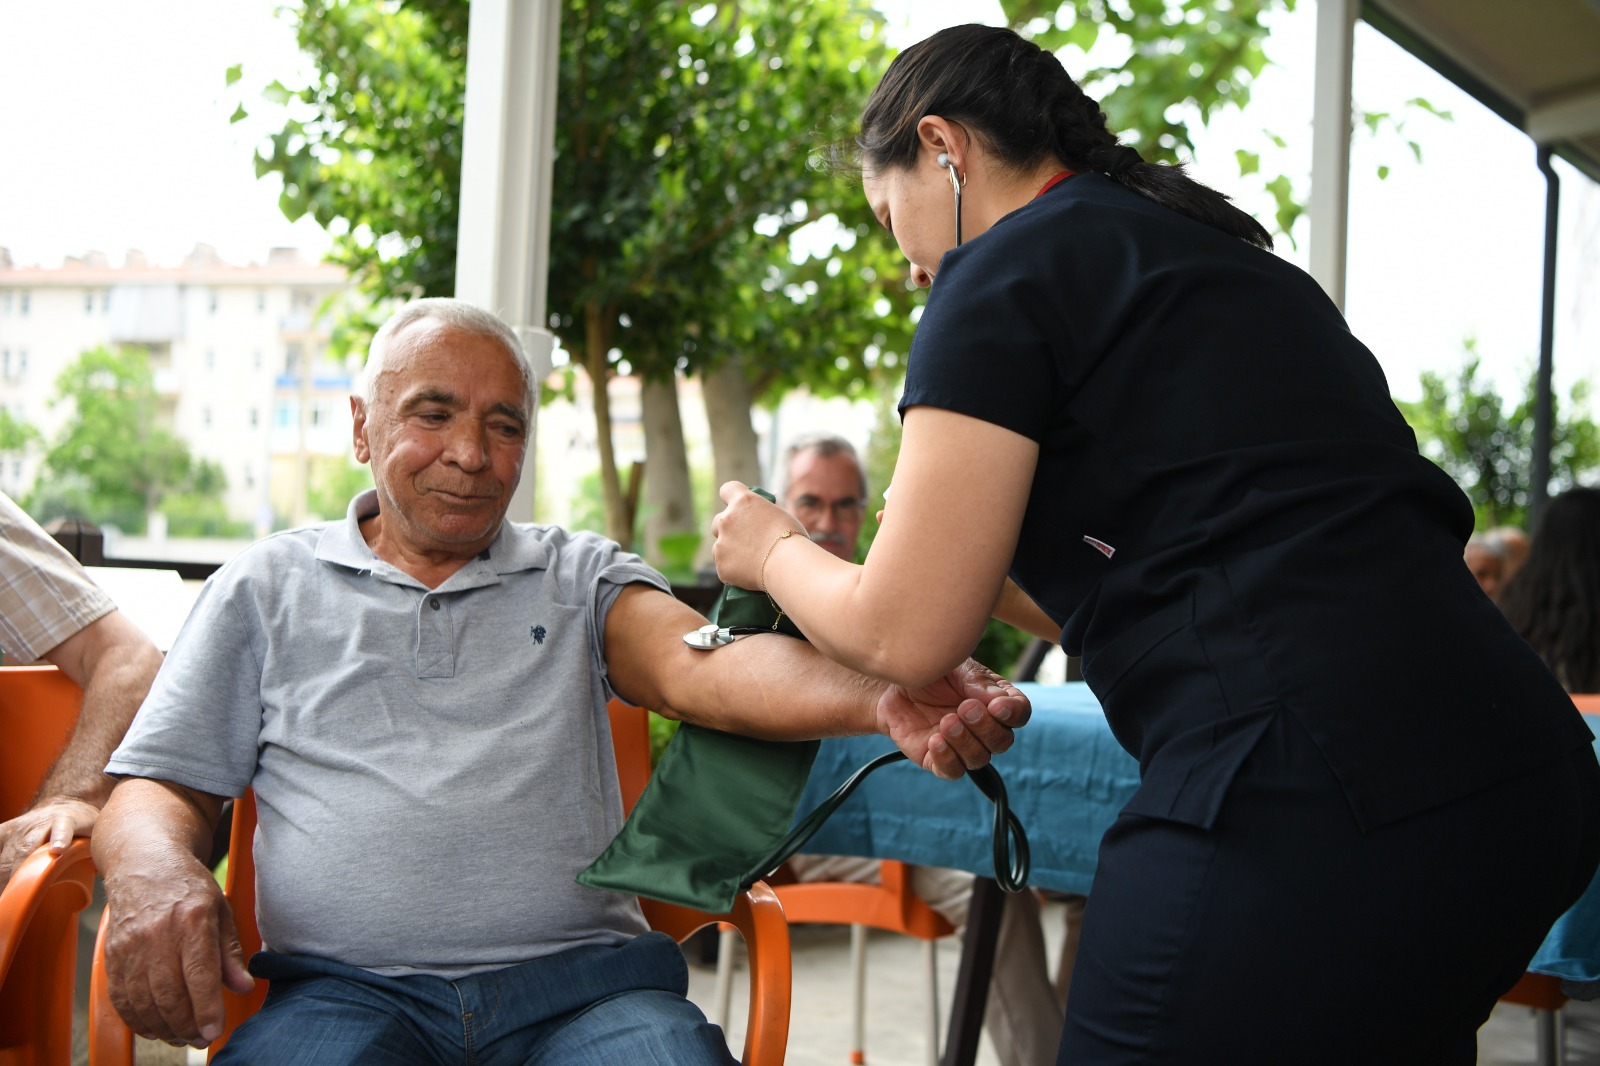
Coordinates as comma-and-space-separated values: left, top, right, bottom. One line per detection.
214, 932, 737, 1066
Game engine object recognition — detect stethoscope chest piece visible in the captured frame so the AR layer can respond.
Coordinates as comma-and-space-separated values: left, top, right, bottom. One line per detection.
683, 623, 737, 650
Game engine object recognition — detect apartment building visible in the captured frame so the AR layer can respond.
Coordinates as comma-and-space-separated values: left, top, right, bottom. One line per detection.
0, 244, 355, 533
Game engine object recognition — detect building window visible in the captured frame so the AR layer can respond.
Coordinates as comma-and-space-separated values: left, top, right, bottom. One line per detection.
258, 291, 267, 312
209, 290, 219, 314
102, 291, 110, 312
19, 293, 28, 316
205, 349, 215, 371
253, 350, 263, 370
16, 350, 25, 376
85, 291, 94, 314
202, 407, 212, 427
1, 350, 8, 378
275, 400, 295, 429
250, 407, 259, 428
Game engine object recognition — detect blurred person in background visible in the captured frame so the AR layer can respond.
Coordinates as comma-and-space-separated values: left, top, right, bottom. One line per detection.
1499, 488, 1600, 693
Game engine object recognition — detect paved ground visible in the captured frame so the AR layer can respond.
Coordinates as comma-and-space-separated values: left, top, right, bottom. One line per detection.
72, 890, 1600, 1065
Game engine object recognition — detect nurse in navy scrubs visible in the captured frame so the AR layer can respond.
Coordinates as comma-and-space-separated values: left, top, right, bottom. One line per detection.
713, 23, 1600, 1066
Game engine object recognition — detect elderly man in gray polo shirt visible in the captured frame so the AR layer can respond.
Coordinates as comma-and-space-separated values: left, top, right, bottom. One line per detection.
92, 298, 1029, 1065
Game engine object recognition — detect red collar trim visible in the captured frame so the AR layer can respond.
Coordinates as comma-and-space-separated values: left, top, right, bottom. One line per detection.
1035, 170, 1077, 198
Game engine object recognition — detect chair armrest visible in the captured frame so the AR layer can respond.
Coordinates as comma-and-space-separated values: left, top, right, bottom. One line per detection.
88, 906, 136, 1066
0, 838, 95, 975
639, 880, 792, 1066
0, 839, 96, 1065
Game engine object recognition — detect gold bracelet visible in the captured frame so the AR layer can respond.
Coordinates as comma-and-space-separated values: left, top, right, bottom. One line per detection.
759, 528, 804, 631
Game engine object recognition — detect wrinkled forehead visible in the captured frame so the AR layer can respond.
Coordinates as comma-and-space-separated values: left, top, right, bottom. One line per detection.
787, 449, 866, 499
372, 319, 533, 415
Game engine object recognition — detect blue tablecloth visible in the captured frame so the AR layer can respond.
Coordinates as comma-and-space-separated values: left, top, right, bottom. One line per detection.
796, 682, 1138, 896
1526, 713, 1600, 984
798, 684, 1600, 984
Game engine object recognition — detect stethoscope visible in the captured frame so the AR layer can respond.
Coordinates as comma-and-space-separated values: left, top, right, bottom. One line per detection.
683, 623, 772, 650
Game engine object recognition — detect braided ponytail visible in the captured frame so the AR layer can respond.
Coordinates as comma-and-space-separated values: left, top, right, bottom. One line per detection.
861, 25, 1273, 251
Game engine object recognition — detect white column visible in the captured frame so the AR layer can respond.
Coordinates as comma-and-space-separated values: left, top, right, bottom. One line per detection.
1308, 0, 1357, 312
457, 0, 561, 521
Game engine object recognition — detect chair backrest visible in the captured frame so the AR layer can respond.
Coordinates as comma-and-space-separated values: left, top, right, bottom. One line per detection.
0, 665, 97, 1066
0, 666, 84, 821
607, 698, 654, 816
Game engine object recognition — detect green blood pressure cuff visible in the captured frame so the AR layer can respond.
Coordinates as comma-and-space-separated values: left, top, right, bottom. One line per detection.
578, 488, 1029, 912
578, 488, 821, 911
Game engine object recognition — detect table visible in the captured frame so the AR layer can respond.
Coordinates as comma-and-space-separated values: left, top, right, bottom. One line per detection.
796, 682, 1135, 1066
797, 684, 1600, 1064
798, 682, 1139, 896
1526, 712, 1600, 986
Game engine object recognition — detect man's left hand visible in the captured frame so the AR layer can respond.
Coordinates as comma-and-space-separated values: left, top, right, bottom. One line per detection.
877, 660, 1032, 779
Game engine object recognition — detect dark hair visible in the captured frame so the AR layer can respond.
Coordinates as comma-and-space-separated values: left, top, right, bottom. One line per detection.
859, 24, 1272, 250
1499, 487, 1600, 693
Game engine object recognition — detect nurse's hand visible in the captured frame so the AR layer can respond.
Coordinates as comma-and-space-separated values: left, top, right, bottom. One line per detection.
712, 481, 808, 591
878, 659, 1032, 780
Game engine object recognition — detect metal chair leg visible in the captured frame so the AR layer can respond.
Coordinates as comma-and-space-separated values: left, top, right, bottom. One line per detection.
849, 924, 868, 1064
713, 925, 737, 1030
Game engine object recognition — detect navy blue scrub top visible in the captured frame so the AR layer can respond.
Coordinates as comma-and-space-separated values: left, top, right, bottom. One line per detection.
900, 173, 1590, 832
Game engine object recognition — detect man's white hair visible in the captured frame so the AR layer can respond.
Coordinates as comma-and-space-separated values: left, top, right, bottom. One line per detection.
360, 298, 534, 411
781, 432, 868, 500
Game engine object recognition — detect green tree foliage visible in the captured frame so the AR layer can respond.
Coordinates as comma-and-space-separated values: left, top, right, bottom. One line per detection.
1396, 345, 1600, 530
0, 408, 39, 453
305, 456, 374, 523
1000, 1, 1447, 242
28, 347, 231, 533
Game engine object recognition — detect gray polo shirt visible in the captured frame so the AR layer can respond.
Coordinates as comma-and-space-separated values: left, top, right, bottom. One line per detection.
108, 490, 668, 977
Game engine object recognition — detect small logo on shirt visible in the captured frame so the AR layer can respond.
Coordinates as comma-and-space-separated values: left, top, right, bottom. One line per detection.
1082, 535, 1116, 559
530, 625, 547, 644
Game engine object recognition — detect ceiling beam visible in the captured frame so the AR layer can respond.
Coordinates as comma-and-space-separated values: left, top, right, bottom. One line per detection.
1527, 84, 1600, 144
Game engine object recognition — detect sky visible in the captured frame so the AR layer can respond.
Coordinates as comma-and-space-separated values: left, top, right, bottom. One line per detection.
1, 0, 1596, 406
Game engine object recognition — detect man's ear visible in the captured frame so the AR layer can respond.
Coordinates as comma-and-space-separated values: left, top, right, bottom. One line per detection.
351, 396, 372, 465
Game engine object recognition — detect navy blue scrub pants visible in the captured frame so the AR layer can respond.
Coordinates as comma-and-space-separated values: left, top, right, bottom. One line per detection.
1059, 712, 1600, 1065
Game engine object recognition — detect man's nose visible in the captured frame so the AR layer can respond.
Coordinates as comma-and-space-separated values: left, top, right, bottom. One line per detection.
443, 422, 491, 470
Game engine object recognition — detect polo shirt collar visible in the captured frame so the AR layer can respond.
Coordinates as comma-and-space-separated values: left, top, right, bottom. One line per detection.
315, 489, 551, 588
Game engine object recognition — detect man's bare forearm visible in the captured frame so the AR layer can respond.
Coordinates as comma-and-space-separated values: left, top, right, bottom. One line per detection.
37, 612, 163, 806
94, 777, 226, 878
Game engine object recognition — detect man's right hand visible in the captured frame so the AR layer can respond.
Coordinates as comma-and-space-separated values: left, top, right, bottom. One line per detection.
101, 853, 254, 1047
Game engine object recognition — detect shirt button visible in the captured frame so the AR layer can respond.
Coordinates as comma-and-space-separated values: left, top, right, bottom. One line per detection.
429, 598, 441, 611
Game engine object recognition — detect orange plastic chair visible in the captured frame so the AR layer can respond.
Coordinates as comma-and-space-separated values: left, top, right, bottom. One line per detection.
767, 859, 955, 1065
0, 665, 97, 1066
90, 702, 792, 1066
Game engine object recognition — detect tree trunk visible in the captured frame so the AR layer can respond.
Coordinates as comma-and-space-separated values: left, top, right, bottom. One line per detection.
697, 360, 763, 569
583, 302, 631, 547
640, 373, 697, 570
